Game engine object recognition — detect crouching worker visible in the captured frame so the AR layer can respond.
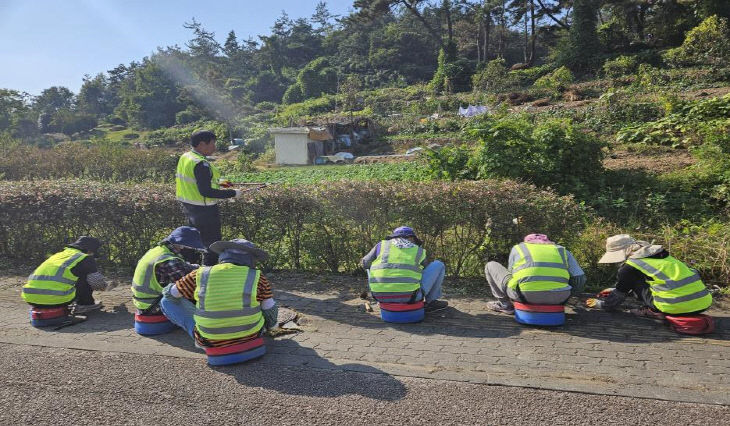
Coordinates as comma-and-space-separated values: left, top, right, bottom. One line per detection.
22, 236, 115, 314
587, 234, 712, 318
485, 234, 586, 314
132, 226, 205, 314
362, 226, 448, 313
159, 239, 278, 348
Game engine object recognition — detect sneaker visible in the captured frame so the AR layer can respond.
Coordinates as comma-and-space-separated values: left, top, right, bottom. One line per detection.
486, 301, 515, 315
630, 306, 665, 320
74, 302, 103, 314
424, 300, 449, 313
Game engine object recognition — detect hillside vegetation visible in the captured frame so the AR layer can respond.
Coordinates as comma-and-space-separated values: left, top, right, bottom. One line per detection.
1, 2, 730, 291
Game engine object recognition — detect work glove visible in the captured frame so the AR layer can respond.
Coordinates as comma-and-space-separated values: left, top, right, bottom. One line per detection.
597, 288, 615, 298
585, 298, 600, 308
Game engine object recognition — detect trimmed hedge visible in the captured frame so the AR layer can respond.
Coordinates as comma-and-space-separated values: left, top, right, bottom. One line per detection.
0, 180, 588, 278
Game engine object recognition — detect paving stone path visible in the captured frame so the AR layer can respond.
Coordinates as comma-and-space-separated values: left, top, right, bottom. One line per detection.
1, 272, 729, 405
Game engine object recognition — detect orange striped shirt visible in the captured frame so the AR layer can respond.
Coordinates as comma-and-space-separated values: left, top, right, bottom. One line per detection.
174, 268, 273, 348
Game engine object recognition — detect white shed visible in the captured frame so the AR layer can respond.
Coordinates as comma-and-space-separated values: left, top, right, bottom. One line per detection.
270, 127, 330, 165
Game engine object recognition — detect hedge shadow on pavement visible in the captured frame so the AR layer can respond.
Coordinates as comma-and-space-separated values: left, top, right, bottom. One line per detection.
217, 339, 408, 401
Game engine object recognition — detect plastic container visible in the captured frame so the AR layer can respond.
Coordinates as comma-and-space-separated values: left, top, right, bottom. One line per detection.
29, 306, 70, 327
205, 337, 266, 366
380, 301, 425, 323
134, 311, 178, 335
513, 302, 565, 326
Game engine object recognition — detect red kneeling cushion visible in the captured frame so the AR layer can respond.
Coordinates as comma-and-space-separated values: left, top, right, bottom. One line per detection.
513, 302, 565, 313
380, 301, 425, 312
204, 337, 265, 356
665, 314, 715, 335
31, 306, 69, 319
134, 313, 170, 323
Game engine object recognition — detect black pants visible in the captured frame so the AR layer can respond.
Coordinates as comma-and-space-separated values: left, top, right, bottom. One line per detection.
181, 203, 221, 266
630, 282, 707, 316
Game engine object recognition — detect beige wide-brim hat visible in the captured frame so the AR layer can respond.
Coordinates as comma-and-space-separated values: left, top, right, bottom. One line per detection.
598, 234, 635, 264
599, 234, 664, 263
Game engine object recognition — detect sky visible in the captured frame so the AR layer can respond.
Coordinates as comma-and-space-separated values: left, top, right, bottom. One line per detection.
0, 0, 355, 96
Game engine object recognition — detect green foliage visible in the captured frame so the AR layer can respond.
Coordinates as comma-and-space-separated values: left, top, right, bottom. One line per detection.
282, 83, 305, 104
0, 179, 588, 277
421, 116, 605, 196
428, 49, 473, 94
0, 137, 176, 182
554, 0, 602, 73
616, 94, 730, 148
278, 95, 336, 119
225, 162, 431, 184
297, 57, 337, 99
664, 15, 730, 67
422, 146, 474, 181
471, 59, 509, 93
470, 117, 604, 195
602, 55, 639, 78
533, 66, 574, 97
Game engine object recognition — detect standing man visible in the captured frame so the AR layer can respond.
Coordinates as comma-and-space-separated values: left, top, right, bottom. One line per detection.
176, 130, 242, 265
22, 236, 116, 314
484, 233, 586, 314
362, 226, 448, 313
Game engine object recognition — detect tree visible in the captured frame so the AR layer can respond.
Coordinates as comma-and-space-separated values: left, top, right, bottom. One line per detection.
77, 74, 113, 117
556, 0, 601, 73
355, 0, 446, 48
116, 59, 182, 129
33, 86, 75, 114
0, 89, 29, 131
311, 1, 337, 35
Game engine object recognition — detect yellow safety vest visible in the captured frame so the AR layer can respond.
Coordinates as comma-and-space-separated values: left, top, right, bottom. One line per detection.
626, 256, 712, 314
368, 240, 425, 303
131, 245, 179, 310
22, 247, 87, 306
194, 264, 264, 340
508, 243, 571, 293
175, 150, 221, 206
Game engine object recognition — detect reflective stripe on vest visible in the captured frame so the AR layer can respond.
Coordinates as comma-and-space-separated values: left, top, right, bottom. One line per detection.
194, 264, 264, 340
175, 151, 221, 206
22, 248, 87, 305
507, 243, 571, 293
368, 240, 425, 303
131, 245, 178, 310
625, 257, 712, 314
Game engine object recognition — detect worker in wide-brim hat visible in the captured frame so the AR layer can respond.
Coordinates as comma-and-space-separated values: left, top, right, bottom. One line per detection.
22, 236, 116, 314
484, 233, 586, 314
160, 238, 279, 348
131, 226, 206, 315
586, 234, 712, 318
362, 226, 449, 313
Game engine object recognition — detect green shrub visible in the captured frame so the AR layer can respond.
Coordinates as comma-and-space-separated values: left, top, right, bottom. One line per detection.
507, 64, 554, 88
665, 15, 730, 67
0, 179, 588, 278
471, 117, 604, 196
0, 139, 177, 182
471, 59, 510, 93
602, 55, 639, 78
616, 94, 730, 148
533, 66, 574, 96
